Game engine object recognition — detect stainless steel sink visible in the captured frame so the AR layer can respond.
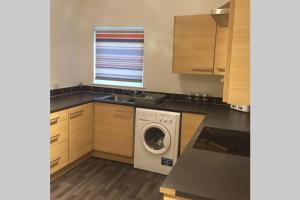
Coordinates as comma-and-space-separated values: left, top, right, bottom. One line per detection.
133, 93, 166, 105
102, 94, 134, 102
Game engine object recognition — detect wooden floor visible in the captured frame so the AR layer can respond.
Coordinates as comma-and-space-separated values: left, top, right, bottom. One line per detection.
51, 157, 166, 200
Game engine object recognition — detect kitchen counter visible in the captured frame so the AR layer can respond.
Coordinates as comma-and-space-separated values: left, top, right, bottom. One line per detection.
160, 127, 249, 200
50, 92, 250, 200
160, 107, 250, 200
50, 92, 134, 113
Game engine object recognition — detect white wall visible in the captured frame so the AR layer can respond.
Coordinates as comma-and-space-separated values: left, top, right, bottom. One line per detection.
51, 0, 81, 88
51, 0, 228, 96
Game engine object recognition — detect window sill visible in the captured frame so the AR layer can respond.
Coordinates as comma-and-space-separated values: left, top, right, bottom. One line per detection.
91, 81, 146, 91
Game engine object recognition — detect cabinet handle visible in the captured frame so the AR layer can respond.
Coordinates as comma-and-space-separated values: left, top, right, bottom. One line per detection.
216, 68, 225, 72
50, 117, 59, 126
50, 157, 61, 167
70, 110, 84, 119
50, 134, 60, 143
192, 68, 213, 72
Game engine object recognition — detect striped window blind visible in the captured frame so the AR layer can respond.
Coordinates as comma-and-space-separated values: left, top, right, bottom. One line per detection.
94, 27, 144, 88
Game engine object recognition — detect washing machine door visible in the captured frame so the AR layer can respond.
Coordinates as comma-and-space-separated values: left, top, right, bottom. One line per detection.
141, 123, 171, 155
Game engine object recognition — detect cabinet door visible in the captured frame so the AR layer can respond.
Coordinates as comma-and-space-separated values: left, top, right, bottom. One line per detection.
69, 103, 93, 162
223, 0, 250, 105
214, 26, 229, 75
172, 15, 216, 75
94, 103, 134, 157
50, 109, 68, 122
180, 112, 205, 155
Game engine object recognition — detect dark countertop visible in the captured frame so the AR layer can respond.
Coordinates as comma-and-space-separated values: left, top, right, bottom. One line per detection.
160, 106, 250, 200
50, 92, 135, 113
51, 93, 94, 112
163, 149, 249, 200
50, 92, 250, 200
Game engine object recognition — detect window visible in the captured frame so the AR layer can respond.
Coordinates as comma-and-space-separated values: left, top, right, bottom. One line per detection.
93, 26, 144, 88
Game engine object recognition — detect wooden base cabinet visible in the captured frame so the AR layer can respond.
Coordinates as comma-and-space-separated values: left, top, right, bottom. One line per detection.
50, 109, 69, 174
160, 187, 190, 200
163, 195, 190, 200
94, 103, 134, 158
180, 112, 205, 155
69, 103, 93, 163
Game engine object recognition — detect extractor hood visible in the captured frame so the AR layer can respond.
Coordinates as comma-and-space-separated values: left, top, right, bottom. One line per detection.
211, 2, 230, 27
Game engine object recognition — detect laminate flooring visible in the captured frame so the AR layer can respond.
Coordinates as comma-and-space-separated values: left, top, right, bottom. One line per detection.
51, 157, 166, 200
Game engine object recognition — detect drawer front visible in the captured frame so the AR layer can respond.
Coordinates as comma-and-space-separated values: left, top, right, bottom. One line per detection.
69, 103, 93, 162
50, 119, 68, 144
50, 141, 68, 174
69, 103, 92, 120
50, 109, 68, 124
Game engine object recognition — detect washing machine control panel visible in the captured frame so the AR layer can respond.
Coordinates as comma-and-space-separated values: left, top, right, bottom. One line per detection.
140, 112, 157, 121
139, 111, 176, 124
159, 114, 175, 124
159, 118, 173, 123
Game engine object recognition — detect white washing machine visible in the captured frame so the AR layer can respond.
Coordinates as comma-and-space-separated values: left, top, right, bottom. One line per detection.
134, 108, 180, 175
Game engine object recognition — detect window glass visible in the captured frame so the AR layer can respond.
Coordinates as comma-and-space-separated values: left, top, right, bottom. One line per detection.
94, 26, 144, 88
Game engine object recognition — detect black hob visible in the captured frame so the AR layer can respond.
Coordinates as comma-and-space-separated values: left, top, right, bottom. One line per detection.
193, 127, 250, 157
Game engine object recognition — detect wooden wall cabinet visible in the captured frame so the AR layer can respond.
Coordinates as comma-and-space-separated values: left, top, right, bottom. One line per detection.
172, 0, 250, 104
50, 109, 69, 174
223, 0, 250, 105
172, 14, 230, 76
214, 26, 229, 76
68, 103, 93, 162
172, 15, 217, 75
180, 112, 205, 155
94, 103, 134, 157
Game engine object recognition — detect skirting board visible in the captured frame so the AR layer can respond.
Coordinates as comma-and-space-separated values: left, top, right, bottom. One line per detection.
91, 150, 133, 165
